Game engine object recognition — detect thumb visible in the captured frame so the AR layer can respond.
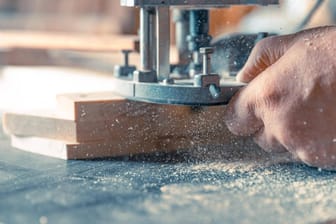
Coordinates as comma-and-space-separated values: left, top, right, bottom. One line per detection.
237, 34, 296, 83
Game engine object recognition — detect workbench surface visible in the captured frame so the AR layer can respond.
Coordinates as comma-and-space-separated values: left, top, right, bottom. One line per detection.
1, 132, 336, 224
1, 67, 336, 224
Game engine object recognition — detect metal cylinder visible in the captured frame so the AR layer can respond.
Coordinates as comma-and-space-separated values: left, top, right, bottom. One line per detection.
190, 10, 209, 36
140, 7, 155, 71
122, 50, 132, 67
188, 10, 211, 52
203, 54, 210, 75
200, 47, 214, 75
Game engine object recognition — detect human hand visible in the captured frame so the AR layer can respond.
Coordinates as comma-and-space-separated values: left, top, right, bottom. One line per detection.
224, 26, 336, 170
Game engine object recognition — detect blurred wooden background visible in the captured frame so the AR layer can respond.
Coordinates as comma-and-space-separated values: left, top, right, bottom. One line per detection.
0, 0, 255, 35
0, 0, 138, 34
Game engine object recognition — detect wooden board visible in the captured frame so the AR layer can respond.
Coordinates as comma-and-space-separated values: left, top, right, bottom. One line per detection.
3, 92, 239, 159
0, 31, 139, 52
3, 93, 231, 143
3, 110, 197, 143
10, 132, 229, 160
56, 92, 191, 122
55, 92, 231, 140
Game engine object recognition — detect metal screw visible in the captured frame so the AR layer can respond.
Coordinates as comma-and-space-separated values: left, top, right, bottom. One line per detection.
121, 49, 133, 66
199, 47, 214, 75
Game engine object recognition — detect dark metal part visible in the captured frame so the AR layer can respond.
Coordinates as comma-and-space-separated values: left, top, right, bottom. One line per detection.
114, 50, 136, 77
187, 10, 211, 52
209, 84, 221, 99
193, 74, 220, 87
187, 10, 212, 77
193, 47, 221, 100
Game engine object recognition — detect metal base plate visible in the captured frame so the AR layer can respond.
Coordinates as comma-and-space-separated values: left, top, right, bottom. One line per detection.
112, 78, 244, 106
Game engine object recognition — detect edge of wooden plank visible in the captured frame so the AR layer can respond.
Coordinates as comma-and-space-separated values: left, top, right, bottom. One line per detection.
10, 131, 236, 160
3, 98, 232, 144
11, 135, 68, 160
3, 111, 77, 142
10, 135, 181, 160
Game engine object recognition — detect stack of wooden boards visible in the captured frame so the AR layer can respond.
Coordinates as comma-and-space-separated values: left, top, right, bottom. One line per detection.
2, 92, 237, 160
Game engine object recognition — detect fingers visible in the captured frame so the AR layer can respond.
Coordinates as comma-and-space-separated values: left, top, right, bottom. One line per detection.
225, 72, 288, 153
225, 57, 283, 137
236, 34, 297, 83
237, 26, 336, 83
224, 75, 264, 136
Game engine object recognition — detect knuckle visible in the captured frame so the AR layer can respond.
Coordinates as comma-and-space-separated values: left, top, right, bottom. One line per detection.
256, 85, 282, 109
254, 36, 277, 54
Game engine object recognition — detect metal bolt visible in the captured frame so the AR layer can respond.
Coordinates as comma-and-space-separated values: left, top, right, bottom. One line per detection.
199, 47, 214, 75
114, 49, 136, 77
209, 84, 220, 99
121, 49, 133, 66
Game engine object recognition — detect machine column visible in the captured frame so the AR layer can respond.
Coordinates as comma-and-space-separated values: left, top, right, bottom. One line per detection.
140, 7, 156, 72
156, 6, 170, 81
